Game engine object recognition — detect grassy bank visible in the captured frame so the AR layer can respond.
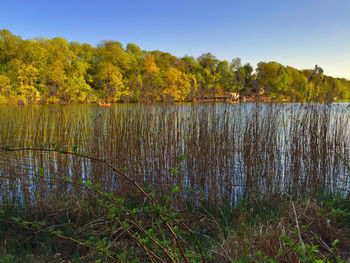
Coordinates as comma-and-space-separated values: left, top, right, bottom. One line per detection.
0, 176, 350, 262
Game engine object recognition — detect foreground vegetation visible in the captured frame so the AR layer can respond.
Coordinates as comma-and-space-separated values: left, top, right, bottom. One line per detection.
0, 29, 350, 104
0, 103, 350, 261
1, 186, 350, 262
0, 149, 349, 262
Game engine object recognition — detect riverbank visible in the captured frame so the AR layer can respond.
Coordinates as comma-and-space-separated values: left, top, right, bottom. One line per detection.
0, 96, 293, 106
1, 183, 349, 262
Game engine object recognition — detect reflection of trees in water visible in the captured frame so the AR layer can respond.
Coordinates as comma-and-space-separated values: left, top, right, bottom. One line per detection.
0, 103, 349, 206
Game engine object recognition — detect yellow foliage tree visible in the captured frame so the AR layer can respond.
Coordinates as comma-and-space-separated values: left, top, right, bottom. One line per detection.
18, 64, 40, 104
0, 75, 12, 104
96, 62, 128, 102
163, 68, 195, 101
143, 53, 159, 75
45, 60, 67, 103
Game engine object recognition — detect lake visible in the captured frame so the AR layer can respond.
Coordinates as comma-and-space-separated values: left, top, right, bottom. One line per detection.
1, 103, 350, 206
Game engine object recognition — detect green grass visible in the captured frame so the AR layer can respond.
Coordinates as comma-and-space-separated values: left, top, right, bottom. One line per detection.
1, 187, 350, 262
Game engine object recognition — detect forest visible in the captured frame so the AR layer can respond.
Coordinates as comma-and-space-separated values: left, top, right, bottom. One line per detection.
0, 29, 349, 104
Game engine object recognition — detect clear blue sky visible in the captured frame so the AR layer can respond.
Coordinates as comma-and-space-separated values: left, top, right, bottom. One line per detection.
1, 0, 349, 78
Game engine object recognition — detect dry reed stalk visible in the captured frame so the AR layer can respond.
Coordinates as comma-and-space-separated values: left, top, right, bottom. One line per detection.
0, 103, 349, 207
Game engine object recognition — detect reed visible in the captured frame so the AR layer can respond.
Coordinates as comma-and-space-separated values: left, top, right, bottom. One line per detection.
1, 102, 350, 261
0, 103, 349, 206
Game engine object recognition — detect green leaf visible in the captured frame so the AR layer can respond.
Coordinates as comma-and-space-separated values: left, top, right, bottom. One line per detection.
163, 194, 171, 203
51, 230, 63, 235
37, 168, 44, 176
177, 154, 186, 162
173, 186, 180, 193
332, 239, 339, 247
85, 180, 93, 187
170, 167, 178, 175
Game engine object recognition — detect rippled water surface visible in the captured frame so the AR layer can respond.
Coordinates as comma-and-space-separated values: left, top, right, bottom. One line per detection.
1, 103, 350, 204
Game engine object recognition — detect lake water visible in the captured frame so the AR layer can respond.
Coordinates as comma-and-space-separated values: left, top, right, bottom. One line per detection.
1, 103, 349, 205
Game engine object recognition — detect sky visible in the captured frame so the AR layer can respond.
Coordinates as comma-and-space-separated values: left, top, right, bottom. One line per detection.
1, 0, 350, 79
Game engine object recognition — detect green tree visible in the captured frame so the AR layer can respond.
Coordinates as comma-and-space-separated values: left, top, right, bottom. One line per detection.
256, 62, 289, 97
0, 29, 349, 104
95, 62, 127, 102
217, 60, 234, 91
163, 68, 195, 101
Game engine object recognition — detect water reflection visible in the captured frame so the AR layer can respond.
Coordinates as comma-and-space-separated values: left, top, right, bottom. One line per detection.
0, 103, 349, 206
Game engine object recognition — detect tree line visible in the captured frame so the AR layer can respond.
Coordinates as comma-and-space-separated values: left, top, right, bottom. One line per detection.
0, 29, 349, 104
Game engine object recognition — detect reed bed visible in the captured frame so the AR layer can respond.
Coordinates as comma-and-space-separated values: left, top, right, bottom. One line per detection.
0, 103, 349, 207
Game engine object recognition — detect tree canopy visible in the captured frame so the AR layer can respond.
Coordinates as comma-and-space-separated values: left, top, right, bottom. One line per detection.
0, 29, 349, 104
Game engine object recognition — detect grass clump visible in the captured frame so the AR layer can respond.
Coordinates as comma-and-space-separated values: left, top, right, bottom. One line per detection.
1, 187, 350, 262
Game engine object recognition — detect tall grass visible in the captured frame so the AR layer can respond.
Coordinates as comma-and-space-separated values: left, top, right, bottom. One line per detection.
0, 103, 349, 207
